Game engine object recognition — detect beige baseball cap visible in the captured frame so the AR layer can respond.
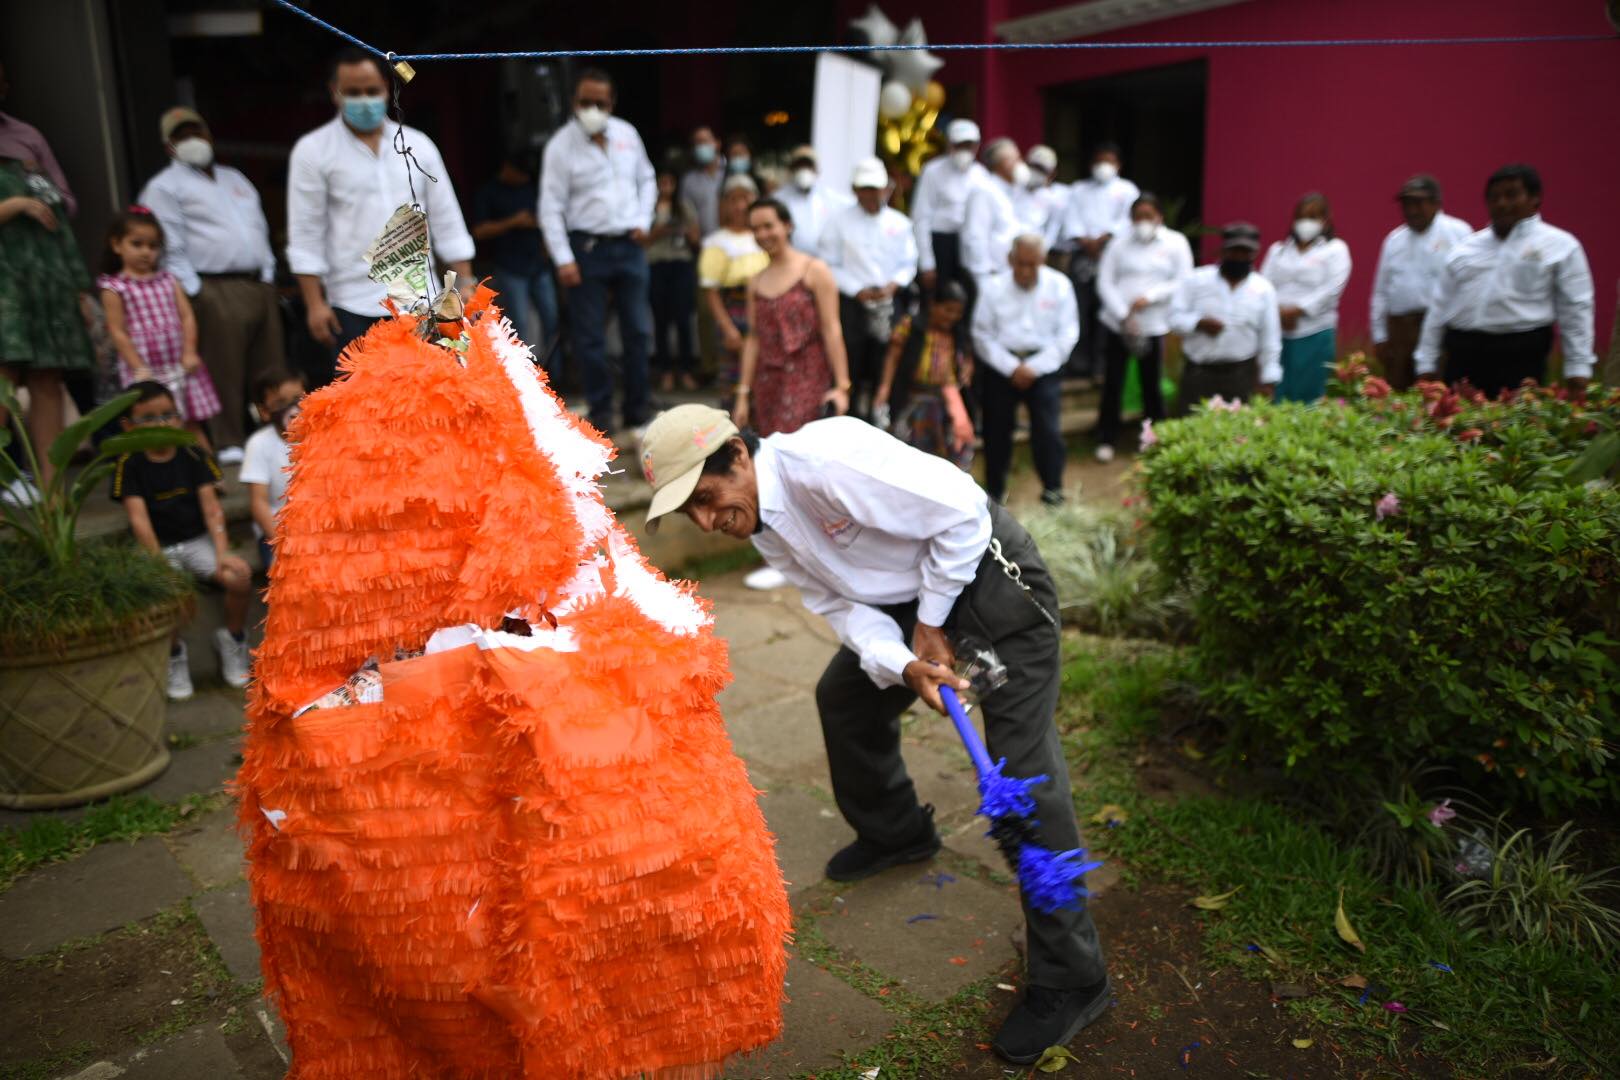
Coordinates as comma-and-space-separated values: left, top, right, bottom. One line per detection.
160, 106, 208, 144
639, 404, 739, 532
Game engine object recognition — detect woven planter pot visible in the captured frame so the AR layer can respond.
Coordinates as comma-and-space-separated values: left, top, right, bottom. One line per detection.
0, 606, 178, 809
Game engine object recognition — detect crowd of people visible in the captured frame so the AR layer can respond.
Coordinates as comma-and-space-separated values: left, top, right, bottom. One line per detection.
0, 51, 1606, 619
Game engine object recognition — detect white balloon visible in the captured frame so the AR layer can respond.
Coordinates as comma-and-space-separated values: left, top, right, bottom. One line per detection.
897, 16, 929, 46
878, 80, 913, 120
887, 46, 944, 93
849, 4, 900, 49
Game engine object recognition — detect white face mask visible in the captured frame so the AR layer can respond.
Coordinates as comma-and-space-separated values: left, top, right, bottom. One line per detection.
951, 148, 975, 172
575, 106, 608, 137
1026, 168, 1048, 191
1010, 161, 1031, 189
1092, 161, 1119, 184
792, 167, 816, 192
1132, 221, 1159, 243
1293, 218, 1324, 243
172, 137, 214, 169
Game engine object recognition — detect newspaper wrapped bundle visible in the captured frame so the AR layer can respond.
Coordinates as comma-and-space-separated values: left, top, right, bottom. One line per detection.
237, 287, 791, 1079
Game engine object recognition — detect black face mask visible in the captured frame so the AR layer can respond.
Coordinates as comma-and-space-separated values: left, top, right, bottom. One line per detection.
1218, 258, 1252, 282
271, 402, 301, 435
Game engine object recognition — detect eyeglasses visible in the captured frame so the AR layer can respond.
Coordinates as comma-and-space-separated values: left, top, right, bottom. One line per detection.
133, 412, 182, 425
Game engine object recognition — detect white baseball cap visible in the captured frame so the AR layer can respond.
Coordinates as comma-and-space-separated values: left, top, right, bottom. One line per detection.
946, 119, 981, 146
851, 157, 888, 189
1027, 144, 1058, 173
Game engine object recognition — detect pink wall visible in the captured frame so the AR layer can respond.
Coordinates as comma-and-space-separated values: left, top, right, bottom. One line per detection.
840, 0, 1620, 348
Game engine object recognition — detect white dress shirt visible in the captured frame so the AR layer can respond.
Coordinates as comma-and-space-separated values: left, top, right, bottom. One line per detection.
1369, 212, 1473, 342
286, 117, 474, 317
971, 266, 1080, 379
1259, 235, 1353, 340
138, 160, 275, 296
961, 174, 1024, 281
1096, 226, 1194, 337
819, 203, 918, 297
238, 424, 289, 539
910, 155, 989, 271
774, 181, 855, 260
1027, 182, 1069, 251
538, 114, 657, 268
1062, 176, 1139, 246
751, 416, 992, 688
1169, 266, 1284, 384
1414, 215, 1596, 378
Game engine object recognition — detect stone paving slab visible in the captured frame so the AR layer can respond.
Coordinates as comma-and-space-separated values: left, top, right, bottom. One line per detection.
723, 692, 831, 780
757, 785, 851, 894
717, 665, 803, 718
58, 1021, 245, 1080
133, 737, 241, 805
729, 629, 839, 685
819, 865, 1022, 1001
165, 690, 248, 740
193, 881, 260, 984
164, 807, 246, 890
0, 838, 193, 958
727, 954, 894, 1079
896, 740, 983, 830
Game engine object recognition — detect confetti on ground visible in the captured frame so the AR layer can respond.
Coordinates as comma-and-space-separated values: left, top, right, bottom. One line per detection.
1429, 961, 1453, 973
860, 1068, 880, 1080
1178, 1040, 1201, 1068
919, 871, 958, 889
997, 983, 1018, 992
906, 913, 940, 924
1383, 1001, 1408, 1013
948, 956, 969, 966
1292, 1037, 1314, 1049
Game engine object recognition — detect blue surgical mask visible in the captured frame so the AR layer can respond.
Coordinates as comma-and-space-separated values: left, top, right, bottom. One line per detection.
728, 156, 751, 175
692, 143, 716, 165
341, 96, 388, 133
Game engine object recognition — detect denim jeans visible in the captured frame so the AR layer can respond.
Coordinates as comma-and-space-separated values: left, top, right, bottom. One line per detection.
490, 266, 560, 368
566, 234, 651, 430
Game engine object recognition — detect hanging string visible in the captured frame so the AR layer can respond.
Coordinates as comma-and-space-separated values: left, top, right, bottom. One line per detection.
264, 2, 1614, 60
383, 65, 441, 310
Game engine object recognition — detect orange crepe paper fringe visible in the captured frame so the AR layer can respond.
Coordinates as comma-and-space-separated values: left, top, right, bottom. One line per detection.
238, 298, 791, 1079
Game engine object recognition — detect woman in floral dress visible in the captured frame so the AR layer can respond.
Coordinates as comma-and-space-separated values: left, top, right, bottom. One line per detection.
733, 198, 850, 436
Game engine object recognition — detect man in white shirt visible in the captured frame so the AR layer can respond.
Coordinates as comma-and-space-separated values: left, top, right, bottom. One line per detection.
1415, 164, 1596, 397
1369, 174, 1472, 390
1168, 222, 1282, 412
961, 138, 1026, 289
971, 234, 1080, 505
1062, 142, 1139, 378
287, 48, 474, 385
774, 145, 854, 261
639, 404, 1110, 1066
540, 67, 658, 435
911, 119, 988, 298
139, 106, 280, 461
821, 157, 918, 419
1024, 145, 1068, 253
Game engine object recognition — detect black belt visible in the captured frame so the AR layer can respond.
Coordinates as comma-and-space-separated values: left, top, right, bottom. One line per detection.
1010, 348, 1039, 359
1190, 356, 1256, 367
198, 271, 262, 282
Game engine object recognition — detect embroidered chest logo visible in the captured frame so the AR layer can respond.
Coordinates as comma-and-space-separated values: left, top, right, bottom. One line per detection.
820, 516, 856, 541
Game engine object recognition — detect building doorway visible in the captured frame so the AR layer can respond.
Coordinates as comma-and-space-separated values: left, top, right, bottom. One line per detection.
1043, 59, 1207, 232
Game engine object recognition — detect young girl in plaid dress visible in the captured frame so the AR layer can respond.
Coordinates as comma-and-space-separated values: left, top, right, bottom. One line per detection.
97, 207, 220, 448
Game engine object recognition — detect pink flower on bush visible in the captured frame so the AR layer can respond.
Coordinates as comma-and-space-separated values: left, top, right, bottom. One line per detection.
1206, 395, 1244, 413
1456, 428, 1484, 442
1140, 419, 1158, 449
1362, 376, 1391, 399
1427, 799, 1456, 827
1375, 492, 1401, 521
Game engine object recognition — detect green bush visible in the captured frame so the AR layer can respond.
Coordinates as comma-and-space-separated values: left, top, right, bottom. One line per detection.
1019, 502, 1187, 638
1138, 375, 1620, 812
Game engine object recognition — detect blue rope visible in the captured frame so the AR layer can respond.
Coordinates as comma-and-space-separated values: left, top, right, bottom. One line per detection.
265, 2, 1612, 63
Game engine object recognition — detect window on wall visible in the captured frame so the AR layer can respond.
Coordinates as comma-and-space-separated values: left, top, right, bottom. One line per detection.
1043, 59, 1207, 231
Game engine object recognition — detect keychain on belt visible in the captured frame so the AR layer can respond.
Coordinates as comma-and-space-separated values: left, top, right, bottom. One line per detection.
987, 538, 1060, 631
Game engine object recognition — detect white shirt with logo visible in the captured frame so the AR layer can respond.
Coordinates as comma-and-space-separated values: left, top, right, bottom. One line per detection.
819, 204, 918, 297
1096, 227, 1195, 337
139, 160, 275, 296
970, 265, 1080, 378
538, 114, 657, 267
1259, 235, 1353, 340
1369, 212, 1473, 342
1169, 266, 1284, 383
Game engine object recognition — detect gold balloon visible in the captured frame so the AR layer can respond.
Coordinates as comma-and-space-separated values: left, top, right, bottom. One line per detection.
922, 80, 946, 111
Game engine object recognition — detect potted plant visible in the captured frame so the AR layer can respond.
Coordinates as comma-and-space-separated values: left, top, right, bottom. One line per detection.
0, 377, 195, 808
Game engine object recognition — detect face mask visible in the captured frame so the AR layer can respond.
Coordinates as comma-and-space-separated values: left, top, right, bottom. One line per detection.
1092, 162, 1119, 184
692, 143, 716, 165
173, 137, 213, 168
341, 95, 388, 132
271, 402, 301, 436
951, 148, 974, 171
792, 167, 816, 192
728, 156, 752, 174
1293, 218, 1324, 243
1010, 162, 1031, 188
1219, 258, 1251, 282
1132, 221, 1159, 243
575, 106, 608, 136
1027, 168, 1048, 191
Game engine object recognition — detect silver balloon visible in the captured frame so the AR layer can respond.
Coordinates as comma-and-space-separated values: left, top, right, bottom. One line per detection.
849, 4, 900, 49
887, 45, 944, 92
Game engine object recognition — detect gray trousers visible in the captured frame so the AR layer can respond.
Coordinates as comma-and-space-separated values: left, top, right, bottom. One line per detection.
1174, 357, 1258, 417
813, 503, 1107, 989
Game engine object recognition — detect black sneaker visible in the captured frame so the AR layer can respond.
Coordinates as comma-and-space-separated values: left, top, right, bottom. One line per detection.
1039, 489, 1066, 507
824, 805, 941, 882
991, 978, 1112, 1064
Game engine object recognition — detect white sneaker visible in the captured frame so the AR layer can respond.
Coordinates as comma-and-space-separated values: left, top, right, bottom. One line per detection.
215, 628, 251, 688
1, 477, 41, 508
167, 642, 194, 701
1095, 444, 1116, 463
216, 446, 245, 466
744, 566, 789, 591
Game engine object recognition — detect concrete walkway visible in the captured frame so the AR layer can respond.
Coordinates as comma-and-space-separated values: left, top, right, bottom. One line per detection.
0, 563, 1128, 1080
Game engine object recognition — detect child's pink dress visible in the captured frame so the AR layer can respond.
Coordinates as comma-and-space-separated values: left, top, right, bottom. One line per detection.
97, 270, 221, 422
